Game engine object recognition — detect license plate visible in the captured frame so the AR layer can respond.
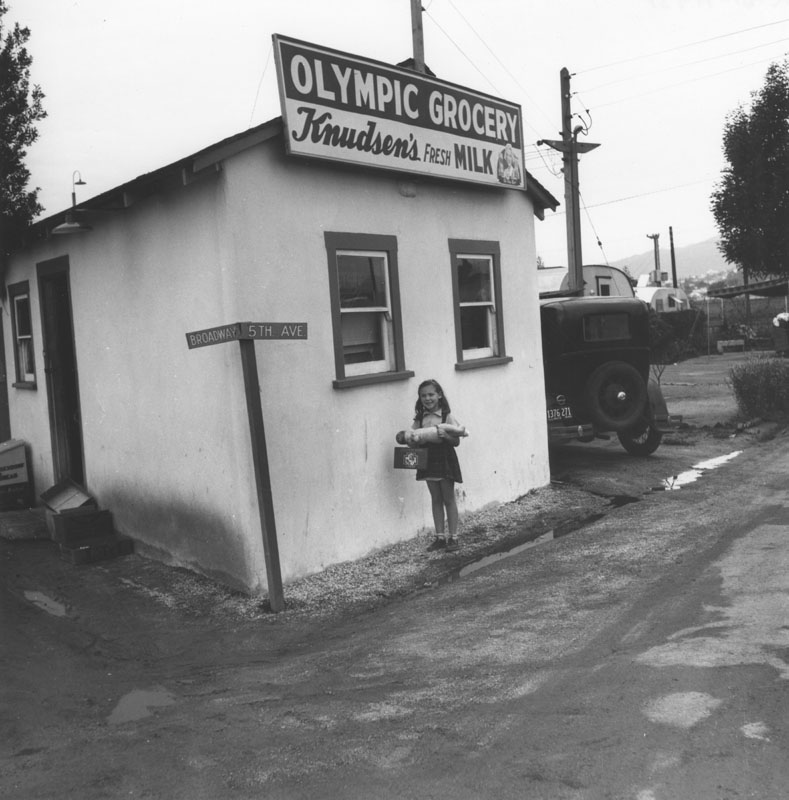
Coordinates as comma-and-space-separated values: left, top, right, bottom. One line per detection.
547, 406, 572, 421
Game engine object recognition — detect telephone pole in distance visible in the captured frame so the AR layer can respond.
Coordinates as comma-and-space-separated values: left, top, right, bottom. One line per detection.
539, 68, 599, 295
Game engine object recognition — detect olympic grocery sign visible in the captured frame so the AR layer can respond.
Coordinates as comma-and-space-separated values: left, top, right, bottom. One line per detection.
272, 34, 525, 190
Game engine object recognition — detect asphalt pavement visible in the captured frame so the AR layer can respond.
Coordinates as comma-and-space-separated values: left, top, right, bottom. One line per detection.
2, 350, 788, 799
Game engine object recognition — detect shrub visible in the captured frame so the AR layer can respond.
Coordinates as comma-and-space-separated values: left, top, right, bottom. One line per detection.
649, 312, 676, 363
649, 308, 705, 366
728, 356, 789, 419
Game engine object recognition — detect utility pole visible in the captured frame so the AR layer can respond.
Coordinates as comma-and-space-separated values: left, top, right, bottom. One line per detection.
561, 68, 583, 294
410, 0, 425, 73
647, 233, 661, 285
539, 69, 599, 294
743, 262, 752, 333
669, 226, 678, 288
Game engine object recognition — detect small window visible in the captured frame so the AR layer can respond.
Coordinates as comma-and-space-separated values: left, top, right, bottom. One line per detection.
584, 313, 630, 342
457, 256, 496, 357
449, 239, 510, 369
8, 282, 36, 387
325, 232, 411, 388
337, 251, 392, 374
596, 278, 612, 296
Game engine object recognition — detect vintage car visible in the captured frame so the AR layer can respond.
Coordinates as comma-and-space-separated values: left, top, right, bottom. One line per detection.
540, 295, 679, 455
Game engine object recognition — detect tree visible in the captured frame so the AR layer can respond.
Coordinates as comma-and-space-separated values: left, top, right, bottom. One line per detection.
0, 0, 46, 255
711, 60, 789, 280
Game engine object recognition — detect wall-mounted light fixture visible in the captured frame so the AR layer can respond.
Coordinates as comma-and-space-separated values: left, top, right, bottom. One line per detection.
52, 170, 92, 235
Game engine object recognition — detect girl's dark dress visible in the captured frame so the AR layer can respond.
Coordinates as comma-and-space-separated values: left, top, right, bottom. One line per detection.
415, 410, 463, 483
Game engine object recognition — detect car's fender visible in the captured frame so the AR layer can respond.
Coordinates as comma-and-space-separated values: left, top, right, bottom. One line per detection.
648, 376, 683, 431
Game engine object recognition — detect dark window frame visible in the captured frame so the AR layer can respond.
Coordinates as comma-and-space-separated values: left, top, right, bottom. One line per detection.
449, 238, 512, 371
583, 313, 631, 343
325, 231, 413, 389
8, 280, 36, 389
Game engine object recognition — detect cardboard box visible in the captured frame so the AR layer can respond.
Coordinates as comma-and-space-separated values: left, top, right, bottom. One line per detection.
40, 479, 97, 513
50, 508, 114, 546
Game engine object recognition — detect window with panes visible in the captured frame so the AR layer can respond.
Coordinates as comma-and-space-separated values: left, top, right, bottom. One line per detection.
325, 232, 411, 388
449, 239, 511, 369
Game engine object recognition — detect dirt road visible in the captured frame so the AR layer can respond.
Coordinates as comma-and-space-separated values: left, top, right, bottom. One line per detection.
2, 352, 788, 799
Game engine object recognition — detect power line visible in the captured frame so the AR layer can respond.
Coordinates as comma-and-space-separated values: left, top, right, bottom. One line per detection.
422, 6, 549, 141
549, 177, 717, 216
532, 147, 563, 178
443, 0, 557, 132
578, 17, 789, 74
249, 41, 273, 128
581, 35, 789, 95
422, 8, 502, 95
579, 191, 609, 265
589, 52, 789, 110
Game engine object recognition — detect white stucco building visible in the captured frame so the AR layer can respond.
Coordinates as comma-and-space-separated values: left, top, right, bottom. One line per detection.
2, 39, 558, 595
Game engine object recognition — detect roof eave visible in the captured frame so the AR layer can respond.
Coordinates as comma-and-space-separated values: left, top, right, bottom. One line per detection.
19, 118, 285, 248
525, 171, 559, 220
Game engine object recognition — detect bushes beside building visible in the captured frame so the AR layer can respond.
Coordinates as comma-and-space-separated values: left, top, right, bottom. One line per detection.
729, 356, 789, 420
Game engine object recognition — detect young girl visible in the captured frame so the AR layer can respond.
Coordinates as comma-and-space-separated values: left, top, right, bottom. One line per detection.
409, 379, 463, 552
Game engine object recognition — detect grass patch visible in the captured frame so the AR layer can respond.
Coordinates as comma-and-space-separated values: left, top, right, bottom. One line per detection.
729, 356, 789, 420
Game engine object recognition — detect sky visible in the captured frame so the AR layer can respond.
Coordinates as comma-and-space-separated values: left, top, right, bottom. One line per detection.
9, 0, 789, 270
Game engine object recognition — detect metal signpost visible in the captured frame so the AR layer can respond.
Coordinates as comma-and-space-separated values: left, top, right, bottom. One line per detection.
186, 321, 308, 612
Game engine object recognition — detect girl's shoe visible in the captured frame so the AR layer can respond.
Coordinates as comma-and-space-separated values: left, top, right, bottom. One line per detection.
426, 537, 447, 551
445, 538, 459, 552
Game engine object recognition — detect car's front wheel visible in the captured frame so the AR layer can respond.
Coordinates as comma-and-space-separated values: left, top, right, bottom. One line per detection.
617, 423, 663, 456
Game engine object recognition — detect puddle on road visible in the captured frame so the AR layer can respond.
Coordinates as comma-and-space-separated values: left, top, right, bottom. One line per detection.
108, 687, 176, 725
456, 512, 607, 580
23, 591, 66, 617
610, 495, 640, 508
654, 451, 742, 492
460, 532, 556, 577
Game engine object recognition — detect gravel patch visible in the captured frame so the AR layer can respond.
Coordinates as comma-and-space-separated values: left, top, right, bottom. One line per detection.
128, 482, 610, 624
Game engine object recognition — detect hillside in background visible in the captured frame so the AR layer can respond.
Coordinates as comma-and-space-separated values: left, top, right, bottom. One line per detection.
610, 237, 733, 280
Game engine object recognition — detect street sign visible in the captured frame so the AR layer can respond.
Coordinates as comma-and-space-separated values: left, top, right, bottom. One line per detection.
186, 322, 308, 349
185, 320, 309, 612
239, 322, 308, 340
185, 323, 241, 349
